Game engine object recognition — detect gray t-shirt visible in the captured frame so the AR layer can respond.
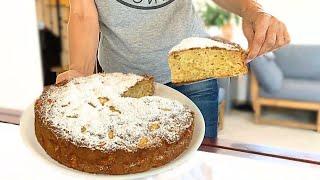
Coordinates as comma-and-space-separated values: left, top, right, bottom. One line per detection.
95, 0, 208, 83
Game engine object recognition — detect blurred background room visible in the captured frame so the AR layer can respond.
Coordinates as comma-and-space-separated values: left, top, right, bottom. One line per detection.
0, 0, 319, 156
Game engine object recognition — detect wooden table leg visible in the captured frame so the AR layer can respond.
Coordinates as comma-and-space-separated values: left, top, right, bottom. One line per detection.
317, 109, 320, 132
254, 103, 261, 124
218, 101, 226, 131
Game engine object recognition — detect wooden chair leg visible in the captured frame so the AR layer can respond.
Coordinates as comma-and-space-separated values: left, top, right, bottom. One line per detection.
218, 101, 226, 131
254, 103, 261, 124
317, 109, 320, 133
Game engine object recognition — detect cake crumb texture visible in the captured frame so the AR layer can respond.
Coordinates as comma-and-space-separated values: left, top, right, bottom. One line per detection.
169, 37, 248, 83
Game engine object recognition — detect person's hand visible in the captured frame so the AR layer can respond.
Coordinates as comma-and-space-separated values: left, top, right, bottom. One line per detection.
242, 12, 290, 63
56, 70, 85, 84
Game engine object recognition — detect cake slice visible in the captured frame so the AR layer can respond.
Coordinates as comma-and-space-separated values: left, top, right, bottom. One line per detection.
168, 37, 248, 83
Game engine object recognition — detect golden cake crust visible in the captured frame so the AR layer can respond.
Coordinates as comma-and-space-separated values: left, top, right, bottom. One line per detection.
35, 99, 194, 174
34, 73, 194, 174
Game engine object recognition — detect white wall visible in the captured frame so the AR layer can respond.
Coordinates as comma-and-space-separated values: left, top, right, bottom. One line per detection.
0, 0, 43, 110
195, 0, 320, 45
259, 0, 320, 44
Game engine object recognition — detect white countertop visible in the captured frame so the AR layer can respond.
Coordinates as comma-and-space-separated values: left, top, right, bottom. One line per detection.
1, 123, 319, 180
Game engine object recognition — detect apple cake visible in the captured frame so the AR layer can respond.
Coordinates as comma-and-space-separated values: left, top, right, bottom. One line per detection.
35, 73, 194, 174
168, 37, 248, 83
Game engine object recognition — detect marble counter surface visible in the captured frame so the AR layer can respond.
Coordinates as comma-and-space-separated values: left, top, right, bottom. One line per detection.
1, 123, 319, 180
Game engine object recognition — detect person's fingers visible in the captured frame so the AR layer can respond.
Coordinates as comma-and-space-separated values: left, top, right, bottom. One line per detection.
55, 70, 84, 84
258, 21, 277, 56
242, 21, 255, 63
242, 21, 254, 50
56, 73, 65, 84
56, 72, 70, 84
275, 23, 286, 48
247, 15, 271, 60
283, 24, 291, 45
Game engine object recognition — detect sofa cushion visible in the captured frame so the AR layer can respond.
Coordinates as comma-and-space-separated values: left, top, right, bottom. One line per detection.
264, 51, 276, 60
260, 78, 320, 102
251, 53, 284, 93
274, 45, 320, 80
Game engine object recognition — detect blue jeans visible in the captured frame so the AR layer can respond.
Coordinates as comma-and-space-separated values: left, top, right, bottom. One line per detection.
166, 79, 219, 138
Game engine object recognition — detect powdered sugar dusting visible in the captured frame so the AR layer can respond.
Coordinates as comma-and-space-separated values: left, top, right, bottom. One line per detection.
39, 73, 193, 152
169, 37, 239, 53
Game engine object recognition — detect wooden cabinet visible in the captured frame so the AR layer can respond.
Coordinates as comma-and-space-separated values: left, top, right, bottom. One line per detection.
36, 0, 70, 70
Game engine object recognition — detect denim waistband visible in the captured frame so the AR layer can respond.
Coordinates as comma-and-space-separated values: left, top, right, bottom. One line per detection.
166, 79, 218, 94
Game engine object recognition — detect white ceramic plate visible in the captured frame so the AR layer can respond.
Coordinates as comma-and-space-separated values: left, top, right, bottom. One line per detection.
20, 83, 205, 180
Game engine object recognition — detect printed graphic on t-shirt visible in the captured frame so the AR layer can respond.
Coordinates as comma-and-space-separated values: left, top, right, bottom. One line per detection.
116, 0, 176, 10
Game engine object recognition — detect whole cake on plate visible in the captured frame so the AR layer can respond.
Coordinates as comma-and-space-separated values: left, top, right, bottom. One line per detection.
34, 73, 194, 174
168, 37, 248, 83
